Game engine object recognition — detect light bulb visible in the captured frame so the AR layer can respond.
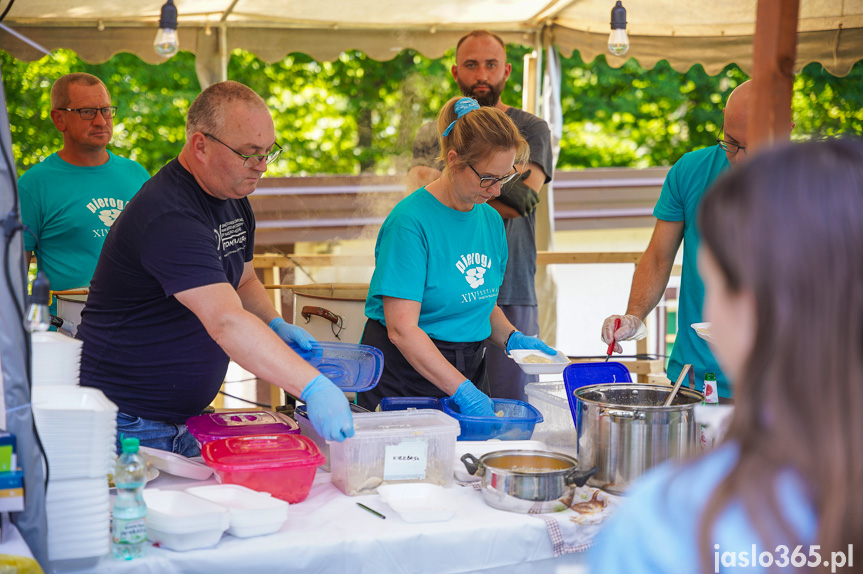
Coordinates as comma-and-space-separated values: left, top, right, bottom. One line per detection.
608, 0, 629, 56
608, 28, 630, 56
25, 271, 51, 333
154, 0, 179, 59
154, 27, 179, 58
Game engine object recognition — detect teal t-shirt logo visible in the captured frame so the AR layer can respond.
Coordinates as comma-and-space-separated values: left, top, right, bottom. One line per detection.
455, 252, 492, 289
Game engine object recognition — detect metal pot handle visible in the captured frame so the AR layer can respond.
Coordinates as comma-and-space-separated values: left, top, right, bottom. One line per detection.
600, 408, 637, 419
564, 465, 597, 487
301, 305, 341, 326
460, 453, 484, 477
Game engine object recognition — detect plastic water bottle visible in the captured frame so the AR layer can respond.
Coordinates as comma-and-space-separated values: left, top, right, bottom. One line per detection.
112, 436, 147, 560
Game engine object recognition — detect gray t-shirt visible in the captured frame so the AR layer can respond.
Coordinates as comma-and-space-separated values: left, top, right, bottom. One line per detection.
410, 107, 553, 305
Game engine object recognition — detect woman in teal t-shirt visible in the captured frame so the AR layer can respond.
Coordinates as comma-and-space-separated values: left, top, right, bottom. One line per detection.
358, 97, 555, 414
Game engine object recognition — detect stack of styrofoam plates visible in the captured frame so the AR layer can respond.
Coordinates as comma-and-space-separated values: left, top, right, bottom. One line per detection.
32, 386, 117, 565
31, 331, 83, 386
33, 386, 117, 479
46, 476, 110, 563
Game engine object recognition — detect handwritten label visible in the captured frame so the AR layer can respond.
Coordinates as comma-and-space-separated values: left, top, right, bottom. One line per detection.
383, 440, 428, 480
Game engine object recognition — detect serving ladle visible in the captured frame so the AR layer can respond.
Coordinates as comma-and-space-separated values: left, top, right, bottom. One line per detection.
664, 363, 693, 407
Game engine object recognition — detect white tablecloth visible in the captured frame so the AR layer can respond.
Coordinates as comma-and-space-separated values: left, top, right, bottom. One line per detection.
82, 470, 589, 574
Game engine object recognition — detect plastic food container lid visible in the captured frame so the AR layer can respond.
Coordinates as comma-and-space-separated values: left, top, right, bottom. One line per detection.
304, 341, 384, 392
201, 434, 325, 471
336, 409, 460, 442
376, 483, 457, 523
186, 484, 288, 526
186, 411, 300, 444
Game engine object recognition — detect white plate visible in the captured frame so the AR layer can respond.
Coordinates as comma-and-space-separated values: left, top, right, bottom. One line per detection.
140, 446, 215, 480
507, 349, 570, 374
691, 322, 714, 342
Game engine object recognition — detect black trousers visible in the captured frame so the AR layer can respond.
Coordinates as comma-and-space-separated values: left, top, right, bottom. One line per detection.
357, 319, 489, 411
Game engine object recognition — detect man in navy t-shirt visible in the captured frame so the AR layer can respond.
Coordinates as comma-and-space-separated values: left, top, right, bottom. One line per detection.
78, 81, 354, 455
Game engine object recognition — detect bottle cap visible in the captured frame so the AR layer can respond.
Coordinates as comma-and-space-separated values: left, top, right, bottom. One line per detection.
121, 436, 140, 454
705, 372, 716, 381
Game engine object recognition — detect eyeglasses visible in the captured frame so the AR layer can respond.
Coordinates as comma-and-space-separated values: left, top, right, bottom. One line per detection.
467, 164, 519, 188
54, 106, 118, 120
204, 133, 283, 168
716, 138, 747, 155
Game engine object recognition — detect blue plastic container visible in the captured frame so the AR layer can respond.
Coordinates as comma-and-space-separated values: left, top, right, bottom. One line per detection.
289, 341, 383, 392
562, 362, 632, 433
439, 398, 543, 441
380, 397, 442, 411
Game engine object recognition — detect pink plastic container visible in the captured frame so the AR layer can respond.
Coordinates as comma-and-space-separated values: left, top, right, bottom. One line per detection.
200, 434, 324, 503
186, 411, 300, 448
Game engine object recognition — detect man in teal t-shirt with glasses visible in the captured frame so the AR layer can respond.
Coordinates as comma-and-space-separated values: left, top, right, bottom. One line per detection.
601, 80, 791, 400
17, 73, 150, 317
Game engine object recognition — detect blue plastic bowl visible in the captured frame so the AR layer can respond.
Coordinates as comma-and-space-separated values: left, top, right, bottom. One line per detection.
439, 398, 543, 441
379, 396, 443, 411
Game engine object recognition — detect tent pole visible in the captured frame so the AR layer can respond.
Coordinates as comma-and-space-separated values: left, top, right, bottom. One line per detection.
749, 0, 799, 152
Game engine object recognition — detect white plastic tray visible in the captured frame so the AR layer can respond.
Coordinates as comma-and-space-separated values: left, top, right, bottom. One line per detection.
186, 484, 288, 538
507, 349, 570, 374
377, 483, 457, 523
140, 446, 215, 480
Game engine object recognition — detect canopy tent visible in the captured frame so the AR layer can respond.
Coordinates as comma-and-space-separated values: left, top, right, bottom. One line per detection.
2, 0, 863, 568
1, 0, 862, 77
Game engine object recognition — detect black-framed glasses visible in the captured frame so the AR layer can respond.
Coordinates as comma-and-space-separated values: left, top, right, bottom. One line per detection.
716, 138, 747, 155
54, 106, 117, 120
467, 164, 519, 188
204, 133, 283, 168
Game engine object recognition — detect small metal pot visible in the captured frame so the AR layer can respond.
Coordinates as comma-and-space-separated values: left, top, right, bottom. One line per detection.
460, 450, 596, 513
574, 383, 702, 495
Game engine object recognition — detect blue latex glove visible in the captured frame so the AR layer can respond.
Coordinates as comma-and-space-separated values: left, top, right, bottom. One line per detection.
451, 380, 496, 417
300, 374, 355, 442
506, 331, 556, 356
269, 317, 317, 352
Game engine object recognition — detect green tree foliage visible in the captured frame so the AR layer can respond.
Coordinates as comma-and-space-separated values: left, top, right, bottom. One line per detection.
2, 47, 862, 177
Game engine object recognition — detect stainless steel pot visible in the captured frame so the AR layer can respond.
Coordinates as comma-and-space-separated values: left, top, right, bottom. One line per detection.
460, 450, 596, 513
574, 383, 702, 495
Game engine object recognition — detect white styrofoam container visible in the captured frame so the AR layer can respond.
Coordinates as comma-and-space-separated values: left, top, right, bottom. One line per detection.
524, 381, 578, 457
377, 483, 457, 523
139, 446, 215, 480
186, 484, 289, 538
143, 489, 229, 551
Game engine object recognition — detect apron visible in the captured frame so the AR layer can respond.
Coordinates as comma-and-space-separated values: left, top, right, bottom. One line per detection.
357, 319, 490, 411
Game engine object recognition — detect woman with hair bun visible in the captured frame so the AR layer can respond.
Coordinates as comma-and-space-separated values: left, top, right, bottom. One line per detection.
358, 97, 556, 414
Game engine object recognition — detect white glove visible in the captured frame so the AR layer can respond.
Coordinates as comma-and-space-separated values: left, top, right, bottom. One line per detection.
601, 314, 647, 354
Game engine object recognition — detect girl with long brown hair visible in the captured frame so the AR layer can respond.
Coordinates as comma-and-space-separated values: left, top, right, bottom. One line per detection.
589, 138, 863, 573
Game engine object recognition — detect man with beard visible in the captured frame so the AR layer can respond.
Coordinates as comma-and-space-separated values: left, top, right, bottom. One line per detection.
407, 30, 554, 401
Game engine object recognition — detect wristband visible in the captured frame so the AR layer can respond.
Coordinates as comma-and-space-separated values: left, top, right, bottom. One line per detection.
504, 330, 518, 354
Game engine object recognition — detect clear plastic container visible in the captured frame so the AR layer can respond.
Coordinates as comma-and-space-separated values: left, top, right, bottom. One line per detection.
304, 341, 384, 392
200, 434, 324, 503
186, 484, 289, 538
294, 403, 368, 472
439, 398, 543, 441
143, 490, 229, 551
524, 381, 578, 456
328, 410, 460, 496
186, 411, 300, 448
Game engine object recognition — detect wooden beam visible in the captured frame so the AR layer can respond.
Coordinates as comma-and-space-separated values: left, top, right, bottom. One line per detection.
749, 0, 800, 152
